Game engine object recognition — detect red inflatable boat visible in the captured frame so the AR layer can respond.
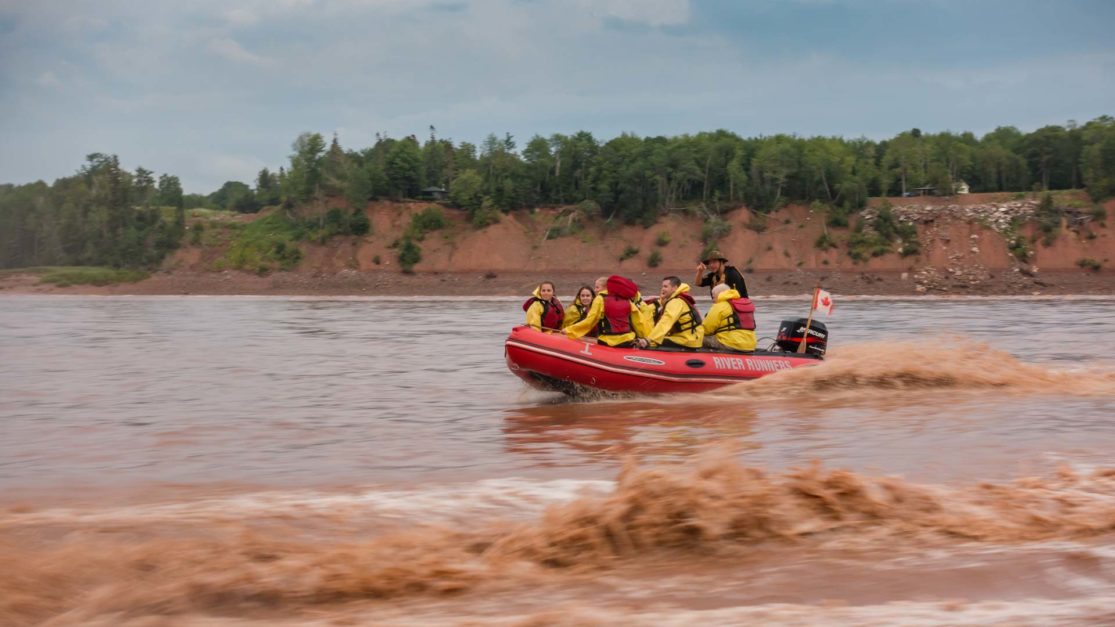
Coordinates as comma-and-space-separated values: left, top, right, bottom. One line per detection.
505, 326, 822, 395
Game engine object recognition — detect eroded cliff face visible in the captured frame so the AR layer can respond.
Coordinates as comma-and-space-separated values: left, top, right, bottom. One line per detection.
168, 193, 1113, 293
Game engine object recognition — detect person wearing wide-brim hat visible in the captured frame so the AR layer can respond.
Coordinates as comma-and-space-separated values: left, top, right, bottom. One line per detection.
694, 249, 749, 298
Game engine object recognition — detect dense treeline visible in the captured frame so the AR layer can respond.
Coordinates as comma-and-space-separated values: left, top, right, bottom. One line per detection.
2, 117, 1114, 269
266, 116, 1115, 225
0, 154, 185, 269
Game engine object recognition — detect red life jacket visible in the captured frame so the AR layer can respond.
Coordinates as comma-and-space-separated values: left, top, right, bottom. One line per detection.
716, 297, 756, 333
522, 296, 565, 330
600, 294, 633, 335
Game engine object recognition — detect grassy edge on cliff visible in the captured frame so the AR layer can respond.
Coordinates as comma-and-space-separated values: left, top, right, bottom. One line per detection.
0, 266, 150, 287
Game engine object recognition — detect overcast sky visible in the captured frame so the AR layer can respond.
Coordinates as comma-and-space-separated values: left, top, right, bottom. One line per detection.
2, 0, 1113, 193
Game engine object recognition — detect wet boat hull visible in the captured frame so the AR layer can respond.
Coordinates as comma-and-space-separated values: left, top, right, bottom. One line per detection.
504, 326, 821, 395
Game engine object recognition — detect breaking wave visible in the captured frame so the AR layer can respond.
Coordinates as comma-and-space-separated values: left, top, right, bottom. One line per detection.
4, 452, 1115, 624
718, 337, 1115, 401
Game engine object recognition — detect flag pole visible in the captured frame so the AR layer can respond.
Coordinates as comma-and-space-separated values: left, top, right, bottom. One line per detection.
797, 282, 821, 354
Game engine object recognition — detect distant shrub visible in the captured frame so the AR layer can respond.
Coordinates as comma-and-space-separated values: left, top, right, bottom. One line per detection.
220, 212, 305, 272
189, 223, 203, 246
545, 208, 584, 239
814, 232, 837, 250
408, 206, 447, 240
349, 209, 371, 236
746, 212, 768, 233
470, 198, 501, 228
372, 255, 382, 265
898, 239, 921, 257
826, 203, 853, 228
397, 237, 421, 273
1036, 192, 1061, 245
1076, 257, 1102, 271
701, 216, 731, 243
847, 220, 891, 262
647, 250, 662, 267
655, 232, 671, 247
577, 199, 602, 216
619, 244, 639, 261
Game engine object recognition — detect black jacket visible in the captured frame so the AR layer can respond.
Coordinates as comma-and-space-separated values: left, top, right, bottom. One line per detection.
698, 264, 748, 298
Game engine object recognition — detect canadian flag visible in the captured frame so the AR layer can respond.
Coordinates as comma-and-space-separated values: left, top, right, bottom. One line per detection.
813, 289, 835, 316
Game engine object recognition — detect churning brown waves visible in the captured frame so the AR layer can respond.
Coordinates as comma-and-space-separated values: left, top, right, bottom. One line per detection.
722, 337, 1115, 401
4, 452, 1115, 624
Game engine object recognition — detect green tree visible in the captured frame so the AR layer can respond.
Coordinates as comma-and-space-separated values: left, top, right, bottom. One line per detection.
134, 167, 155, 207
320, 134, 350, 197
385, 137, 423, 198
522, 134, 554, 205
881, 132, 926, 196
344, 163, 375, 209
449, 168, 484, 212
209, 181, 252, 211
287, 132, 327, 202
1081, 116, 1115, 199
422, 126, 451, 189
750, 136, 798, 208
156, 174, 184, 209
255, 168, 281, 206
1024, 125, 1070, 190
397, 237, 421, 272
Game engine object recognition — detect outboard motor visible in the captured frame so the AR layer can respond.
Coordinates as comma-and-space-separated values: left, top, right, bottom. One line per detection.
776, 318, 829, 356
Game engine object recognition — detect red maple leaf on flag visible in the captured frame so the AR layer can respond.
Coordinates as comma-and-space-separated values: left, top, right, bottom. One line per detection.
813, 289, 834, 316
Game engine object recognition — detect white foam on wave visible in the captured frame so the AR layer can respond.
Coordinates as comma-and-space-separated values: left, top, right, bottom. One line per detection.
3, 478, 615, 526
360, 597, 1115, 627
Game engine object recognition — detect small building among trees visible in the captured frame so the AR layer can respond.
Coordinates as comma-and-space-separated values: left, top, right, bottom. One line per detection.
421, 186, 448, 201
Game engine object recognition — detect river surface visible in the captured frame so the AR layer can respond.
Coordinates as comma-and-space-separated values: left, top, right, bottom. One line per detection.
2, 294, 1114, 625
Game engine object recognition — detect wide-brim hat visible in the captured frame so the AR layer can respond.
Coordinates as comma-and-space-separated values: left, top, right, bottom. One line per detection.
702, 249, 728, 263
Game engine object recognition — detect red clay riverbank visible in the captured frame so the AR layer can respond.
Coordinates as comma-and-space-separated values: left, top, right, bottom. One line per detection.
1, 193, 1111, 297
1, 268, 1110, 297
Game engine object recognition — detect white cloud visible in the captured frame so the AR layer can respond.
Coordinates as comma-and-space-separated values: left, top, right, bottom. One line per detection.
202, 154, 267, 183
62, 15, 109, 33
35, 71, 62, 88
206, 36, 272, 66
222, 8, 260, 26
575, 0, 690, 26
1, 0, 1111, 193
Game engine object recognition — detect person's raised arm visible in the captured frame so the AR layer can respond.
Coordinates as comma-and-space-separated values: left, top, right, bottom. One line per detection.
646, 300, 681, 346
694, 262, 706, 288
565, 294, 603, 338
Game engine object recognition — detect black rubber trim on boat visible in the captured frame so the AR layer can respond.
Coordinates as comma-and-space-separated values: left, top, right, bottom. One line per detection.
685, 359, 706, 368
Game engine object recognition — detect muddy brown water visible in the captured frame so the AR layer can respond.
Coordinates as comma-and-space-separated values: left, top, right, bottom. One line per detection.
2, 294, 1114, 625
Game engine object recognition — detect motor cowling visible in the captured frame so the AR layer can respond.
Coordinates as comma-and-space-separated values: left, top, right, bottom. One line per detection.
776, 318, 829, 356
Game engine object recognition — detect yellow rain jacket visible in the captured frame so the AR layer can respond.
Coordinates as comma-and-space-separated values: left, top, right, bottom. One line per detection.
525, 286, 563, 332
562, 301, 590, 329
647, 283, 704, 348
565, 290, 650, 347
565, 291, 605, 338
702, 288, 757, 351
